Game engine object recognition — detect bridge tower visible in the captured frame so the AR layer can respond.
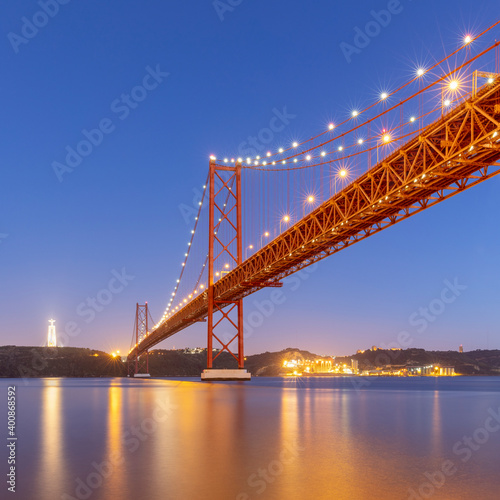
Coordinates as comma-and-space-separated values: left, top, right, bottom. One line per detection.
129, 303, 151, 378
202, 159, 250, 380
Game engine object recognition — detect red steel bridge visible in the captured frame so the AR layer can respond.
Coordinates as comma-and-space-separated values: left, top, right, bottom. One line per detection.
128, 24, 500, 379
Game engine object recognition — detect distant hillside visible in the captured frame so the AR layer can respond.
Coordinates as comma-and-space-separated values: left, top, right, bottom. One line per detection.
147, 347, 321, 377
1, 345, 499, 378
0, 346, 320, 378
0, 346, 126, 378
335, 348, 500, 375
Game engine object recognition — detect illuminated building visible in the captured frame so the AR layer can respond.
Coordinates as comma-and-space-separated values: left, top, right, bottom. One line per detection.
351, 359, 359, 373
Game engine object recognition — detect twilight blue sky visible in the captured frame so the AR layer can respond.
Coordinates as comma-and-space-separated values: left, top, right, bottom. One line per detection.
1, 0, 499, 356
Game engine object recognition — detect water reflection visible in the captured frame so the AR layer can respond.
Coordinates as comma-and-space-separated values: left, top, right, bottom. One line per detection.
37, 379, 65, 499
104, 384, 126, 496
431, 390, 443, 454
4, 377, 500, 500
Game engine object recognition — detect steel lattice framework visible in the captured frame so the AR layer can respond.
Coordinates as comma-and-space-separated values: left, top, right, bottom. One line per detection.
207, 162, 245, 368
128, 78, 500, 363
128, 303, 150, 375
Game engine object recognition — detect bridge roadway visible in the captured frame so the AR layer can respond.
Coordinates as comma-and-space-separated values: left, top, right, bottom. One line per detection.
128, 79, 500, 361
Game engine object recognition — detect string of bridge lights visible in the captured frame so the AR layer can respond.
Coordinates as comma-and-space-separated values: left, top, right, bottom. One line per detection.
209, 28, 499, 170
151, 174, 209, 331
148, 25, 500, 336
153, 174, 239, 331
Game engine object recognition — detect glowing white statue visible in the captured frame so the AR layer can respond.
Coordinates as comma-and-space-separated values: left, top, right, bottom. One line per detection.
47, 319, 57, 347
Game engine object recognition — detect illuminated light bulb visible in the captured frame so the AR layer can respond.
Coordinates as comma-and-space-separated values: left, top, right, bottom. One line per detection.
283, 215, 290, 222
224, 263, 230, 269
294, 158, 298, 163
338, 146, 343, 151
183, 299, 187, 303
182, 263, 185, 266
464, 35, 472, 45
203, 185, 207, 189
380, 92, 388, 100
272, 161, 276, 165
200, 284, 205, 289
279, 148, 284, 153
449, 80, 458, 90
410, 116, 416, 123
306, 155, 311, 161
246, 157, 251, 163
351, 110, 359, 117
224, 158, 228, 163
280, 160, 285, 164
328, 123, 335, 130
249, 244, 254, 249
177, 279, 180, 283
263, 161, 267, 166
417, 68, 425, 77
210, 155, 216, 160
321, 151, 326, 157
444, 99, 451, 107
383, 134, 391, 143
255, 161, 259, 165
256, 155, 260, 160
357, 138, 363, 144
231, 158, 235, 163
307, 195, 315, 203
293, 142, 298, 148
172, 292, 175, 296
488, 77, 494, 84
264, 232, 269, 237
191, 230, 195, 233
339, 169, 347, 178
215, 272, 220, 276
267, 152, 271, 157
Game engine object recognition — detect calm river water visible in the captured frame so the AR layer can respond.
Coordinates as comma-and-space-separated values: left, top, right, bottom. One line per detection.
1, 376, 500, 500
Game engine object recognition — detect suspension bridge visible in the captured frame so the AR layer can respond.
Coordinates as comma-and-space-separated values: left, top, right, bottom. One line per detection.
128, 24, 500, 380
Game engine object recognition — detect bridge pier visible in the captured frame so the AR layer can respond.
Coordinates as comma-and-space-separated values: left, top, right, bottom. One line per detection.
204, 159, 249, 381
201, 368, 251, 381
